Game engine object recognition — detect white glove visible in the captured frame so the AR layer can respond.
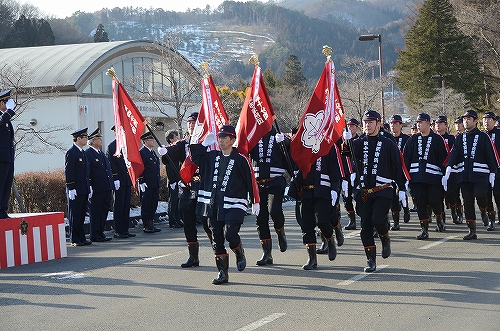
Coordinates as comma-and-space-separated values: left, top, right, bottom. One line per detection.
342, 128, 352, 140
139, 183, 147, 192
251, 203, 260, 215
158, 145, 168, 156
398, 191, 407, 208
490, 173, 495, 188
5, 98, 15, 110
331, 190, 338, 206
202, 132, 216, 147
350, 173, 356, 187
405, 181, 409, 192
275, 132, 285, 143
68, 189, 77, 200
88, 186, 93, 199
442, 166, 451, 191
114, 180, 120, 190
341, 180, 349, 197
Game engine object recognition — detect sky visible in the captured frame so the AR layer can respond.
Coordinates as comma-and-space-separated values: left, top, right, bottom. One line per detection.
21, 0, 253, 18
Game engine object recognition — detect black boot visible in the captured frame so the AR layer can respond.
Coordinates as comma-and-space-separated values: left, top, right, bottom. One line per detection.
391, 212, 400, 230
435, 213, 445, 232
232, 242, 246, 271
316, 232, 328, 254
463, 220, 477, 240
379, 234, 391, 258
364, 246, 376, 273
326, 236, 337, 261
487, 211, 495, 231
302, 244, 317, 270
451, 205, 458, 224
416, 220, 429, 240
181, 242, 200, 268
143, 219, 155, 233
344, 211, 356, 230
275, 227, 288, 252
403, 206, 410, 223
256, 239, 273, 265
212, 254, 229, 285
456, 205, 464, 224
480, 208, 489, 226
334, 224, 344, 247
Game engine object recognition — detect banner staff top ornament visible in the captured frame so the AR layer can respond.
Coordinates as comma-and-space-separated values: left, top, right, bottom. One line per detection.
200, 62, 210, 78
249, 55, 259, 66
322, 45, 333, 62
106, 67, 118, 81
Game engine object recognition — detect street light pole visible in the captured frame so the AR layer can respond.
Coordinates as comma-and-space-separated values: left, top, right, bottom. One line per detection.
359, 34, 385, 122
431, 75, 445, 115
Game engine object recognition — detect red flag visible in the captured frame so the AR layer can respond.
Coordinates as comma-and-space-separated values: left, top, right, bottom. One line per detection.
290, 59, 345, 177
179, 75, 229, 183
235, 65, 275, 156
112, 79, 145, 192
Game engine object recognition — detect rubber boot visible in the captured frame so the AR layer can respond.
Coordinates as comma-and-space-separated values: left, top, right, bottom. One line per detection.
416, 219, 429, 240
435, 213, 445, 232
275, 227, 288, 252
480, 208, 489, 226
181, 242, 200, 268
403, 206, 410, 223
231, 242, 246, 272
364, 246, 376, 273
212, 254, 229, 285
143, 219, 155, 233
302, 244, 317, 270
391, 212, 400, 230
316, 232, 328, 254
487, 211, 495, 231
334, 224, 344, 247
456, 205, 464, 224
379, 233, 391, 258
256, 239, 273, 265
451, 205, 458, 224
463, 220, 477, 240
344, 211, 356, 230
326, 236, 337, 261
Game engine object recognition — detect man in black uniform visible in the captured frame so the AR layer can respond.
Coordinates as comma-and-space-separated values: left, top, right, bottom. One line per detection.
190, 125, 258, 284
482, 111, 500, 231
343, 110, 406, 272
107, 126, 135, 238
249, 127, 289, 265
343, 118, 360, 230
65, 128, 92, 246
435, 115, 455, 229
86, 128, 113, 242
138, 132, 162, 233
444, 110, 498, 240
163, 129, 183, 229
0, 90, 15, 219
403, 113, 448, 239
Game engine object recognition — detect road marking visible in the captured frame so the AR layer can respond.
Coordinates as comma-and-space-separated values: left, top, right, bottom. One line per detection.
236, 313, 286, 331
337, 265, 388, 285
41, 271, 85, 279
418, 236, 457, 250
136, 252, 181, 262
343, 230, 360, 239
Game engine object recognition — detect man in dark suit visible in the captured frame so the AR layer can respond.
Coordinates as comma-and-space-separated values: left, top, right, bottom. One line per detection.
138, 131, 161, 233
65, 128, 92, 246
0, 90, 15, 219
86, 128, 113, 242
107, 126, 135, 238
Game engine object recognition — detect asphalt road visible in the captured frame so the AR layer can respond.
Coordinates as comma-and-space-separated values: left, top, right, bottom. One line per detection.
1, 204, 500, 330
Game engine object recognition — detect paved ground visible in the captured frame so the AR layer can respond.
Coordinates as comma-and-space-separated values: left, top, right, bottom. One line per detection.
1, 204, 500, 330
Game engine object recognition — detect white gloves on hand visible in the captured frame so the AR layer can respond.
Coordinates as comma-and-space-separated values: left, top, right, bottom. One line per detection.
331, 190, 338, 206
5, 98, 15, 110
68, 189, 77, 200
405, 181, 409, 192
275, 132, 285, 143
442, 166, 451, 191
350, 173, 357, 187
88, 186, 93, 199
342, 128, 352, 140
252, 203, 260, 215
398, 191, 407, 208
202, 132, 216, 147
158, 145, 168, 156
341, 180, 349, 197
114, 180, 120, 190
490, 173, 495, 188
139, 183, 147, 192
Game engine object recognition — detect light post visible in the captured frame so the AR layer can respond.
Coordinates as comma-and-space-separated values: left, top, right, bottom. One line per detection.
359, 34, 385, 121
431, 75, 445, 115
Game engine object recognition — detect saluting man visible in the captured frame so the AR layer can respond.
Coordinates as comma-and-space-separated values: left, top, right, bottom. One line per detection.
0, 90, 16, 219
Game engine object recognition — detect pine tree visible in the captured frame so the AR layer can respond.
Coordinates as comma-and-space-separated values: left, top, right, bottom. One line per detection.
282, 54, 306, 87
94, 23, 109, 42
395, 0, 484, 108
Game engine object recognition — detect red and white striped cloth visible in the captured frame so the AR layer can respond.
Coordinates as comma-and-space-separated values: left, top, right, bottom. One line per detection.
0, 212, 67, 269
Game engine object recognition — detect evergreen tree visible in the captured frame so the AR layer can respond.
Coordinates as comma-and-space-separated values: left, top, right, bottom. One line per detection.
395, 0, 484, 108
94, 23, 109, 42
35, 19, 55, 46
282, 54, 306, 87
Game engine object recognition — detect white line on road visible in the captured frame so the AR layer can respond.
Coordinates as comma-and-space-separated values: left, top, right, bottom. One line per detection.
418, 236, 457, 250
236, 313, 286, 331
343, 230, 360, 239
136, 253, 177, 262
41, 271, 85, 279
337, 265, 388, 285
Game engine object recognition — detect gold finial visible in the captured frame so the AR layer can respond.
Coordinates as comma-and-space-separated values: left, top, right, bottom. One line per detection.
106, 67, 117, 80
249, 55, 259, 66
200, 62, 209, 77
322, 45, 333, 62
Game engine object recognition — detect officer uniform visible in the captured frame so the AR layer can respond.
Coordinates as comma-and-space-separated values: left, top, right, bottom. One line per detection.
0, 90, 15, 219
343, 118, 360, 230
163, 130, 183, 229
435, 115, 455, 227
249, 127, 290, 265
65, 128, 92, 246
107, 126, 134, 238
446, 110, 498, 239
138, 132, 161, 233
482, 111, 500, 230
